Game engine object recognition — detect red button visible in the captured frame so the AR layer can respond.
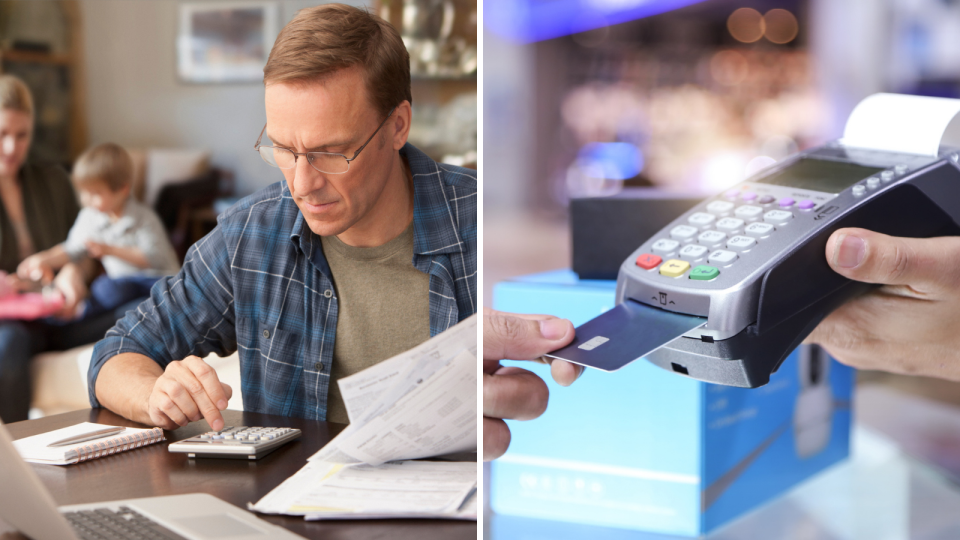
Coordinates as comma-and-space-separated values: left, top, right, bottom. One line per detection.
635, 253, 662, 270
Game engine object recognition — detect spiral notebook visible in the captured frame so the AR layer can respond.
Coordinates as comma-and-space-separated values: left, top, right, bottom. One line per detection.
12, 422, 165, 465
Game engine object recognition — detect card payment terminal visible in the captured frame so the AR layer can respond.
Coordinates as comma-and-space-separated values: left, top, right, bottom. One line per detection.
548, 96, 960, 388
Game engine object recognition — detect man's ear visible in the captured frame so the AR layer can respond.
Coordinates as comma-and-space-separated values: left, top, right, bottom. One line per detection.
391, 100, 412, 151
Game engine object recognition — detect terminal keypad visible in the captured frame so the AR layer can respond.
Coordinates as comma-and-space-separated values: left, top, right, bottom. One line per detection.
679, 244, 709, 261
643, 191, 796, 280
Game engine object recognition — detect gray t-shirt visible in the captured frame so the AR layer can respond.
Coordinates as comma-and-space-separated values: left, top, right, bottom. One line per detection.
63, 199, 180, 278
320, 222, 431, 424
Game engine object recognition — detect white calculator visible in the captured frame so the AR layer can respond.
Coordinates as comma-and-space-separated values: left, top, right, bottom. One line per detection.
168, 426, 302, 460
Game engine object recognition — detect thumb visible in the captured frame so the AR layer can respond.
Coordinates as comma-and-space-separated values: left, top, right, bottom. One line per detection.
220, 382, 233, 403
826, 228, 960, 291
483, 308, 575, 361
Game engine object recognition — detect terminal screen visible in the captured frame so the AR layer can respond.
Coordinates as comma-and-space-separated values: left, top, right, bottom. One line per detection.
755, 159, 885, 194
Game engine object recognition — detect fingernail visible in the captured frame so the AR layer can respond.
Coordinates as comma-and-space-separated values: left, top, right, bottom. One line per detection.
539, 318, 568, 340
218, 399, 227, 410
836, 235, 865, 268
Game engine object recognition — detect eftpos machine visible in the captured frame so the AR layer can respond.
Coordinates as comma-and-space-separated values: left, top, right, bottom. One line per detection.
548, 93, 960, 387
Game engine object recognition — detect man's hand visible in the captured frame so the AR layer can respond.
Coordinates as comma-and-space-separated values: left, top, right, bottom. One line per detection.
483, 307, 580, 461
807, 227, 960, 379
146, 355, 233, 431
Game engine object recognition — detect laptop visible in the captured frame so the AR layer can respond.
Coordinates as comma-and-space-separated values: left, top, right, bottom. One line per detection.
0, 420, 304, 540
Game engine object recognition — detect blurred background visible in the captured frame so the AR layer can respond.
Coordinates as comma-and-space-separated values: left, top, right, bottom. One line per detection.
485, 0, 960, 534
4, 0, 475, 419
2, 0, 475, 255
484, 0, 960, 403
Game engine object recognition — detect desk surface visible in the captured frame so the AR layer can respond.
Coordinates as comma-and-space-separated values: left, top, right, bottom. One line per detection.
7, 408, 476, 540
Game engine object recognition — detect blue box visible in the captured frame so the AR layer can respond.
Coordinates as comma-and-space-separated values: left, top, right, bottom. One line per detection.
490, 270, 853, 536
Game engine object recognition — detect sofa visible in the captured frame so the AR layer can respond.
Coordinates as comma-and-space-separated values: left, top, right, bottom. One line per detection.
27, 148, 243, 418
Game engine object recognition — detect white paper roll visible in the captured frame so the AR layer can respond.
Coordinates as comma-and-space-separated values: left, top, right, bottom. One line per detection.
842, 93, 960, 156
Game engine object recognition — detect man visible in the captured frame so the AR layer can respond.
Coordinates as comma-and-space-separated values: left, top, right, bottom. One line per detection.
483, 227, 960, 459
89, 4, 476, 431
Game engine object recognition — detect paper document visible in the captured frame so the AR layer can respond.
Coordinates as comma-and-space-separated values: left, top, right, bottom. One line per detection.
250, 460, 476, 520
311, 314, 477, 466
843, 93, 960, 156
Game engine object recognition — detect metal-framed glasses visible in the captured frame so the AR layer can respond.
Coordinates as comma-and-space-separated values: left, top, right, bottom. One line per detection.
254, 107, 397, 175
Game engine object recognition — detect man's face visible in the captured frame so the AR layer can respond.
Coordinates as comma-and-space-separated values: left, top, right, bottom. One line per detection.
264, 67, 404, 240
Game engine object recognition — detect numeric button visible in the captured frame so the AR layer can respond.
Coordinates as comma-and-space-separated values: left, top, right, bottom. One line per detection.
744, 222, 775, 238
687, 212, 716, 228
670, 225, 699, 242
715, 217, 745, 234
727, 235, 757, 251
706, 200, 735, 215
679, 244, 709, 261
708, 250, 738, 266
652, 238, 680, 255
659, 259, 690, 278
697, 230, 726, 248
734, 205, 763, 220
763, 210, 793, 225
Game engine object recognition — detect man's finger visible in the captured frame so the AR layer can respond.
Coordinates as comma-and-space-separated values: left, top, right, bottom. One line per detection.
825, 228, 960, 291
550, 359, 583, 387
183, 356, 229, 410
483, 417, 511, 461
483, 308, 575, 361
483, 366, 549, 420
173, 357, 226, 431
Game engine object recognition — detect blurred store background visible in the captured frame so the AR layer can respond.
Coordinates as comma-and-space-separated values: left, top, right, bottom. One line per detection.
485, 0, 960, 535
2, 0, 475, 419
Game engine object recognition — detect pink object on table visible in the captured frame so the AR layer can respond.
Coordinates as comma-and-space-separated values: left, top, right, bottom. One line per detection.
0, 292, 65, 320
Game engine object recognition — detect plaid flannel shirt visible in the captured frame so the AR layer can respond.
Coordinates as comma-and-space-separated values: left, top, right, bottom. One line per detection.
88, 143, 477, 420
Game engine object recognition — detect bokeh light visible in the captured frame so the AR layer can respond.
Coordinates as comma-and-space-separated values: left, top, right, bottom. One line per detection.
764, 9, 799, 44
710, 50, 749, 86
727, 8, 765, 44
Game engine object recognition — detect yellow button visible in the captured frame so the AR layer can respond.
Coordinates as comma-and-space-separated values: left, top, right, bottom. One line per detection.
659, 259, 691, 278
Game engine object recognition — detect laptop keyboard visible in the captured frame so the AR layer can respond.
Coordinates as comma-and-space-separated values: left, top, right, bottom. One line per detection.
63, 506, 187, 540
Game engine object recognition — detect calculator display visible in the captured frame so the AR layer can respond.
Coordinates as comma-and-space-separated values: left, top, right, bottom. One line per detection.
755, 158, 884, 194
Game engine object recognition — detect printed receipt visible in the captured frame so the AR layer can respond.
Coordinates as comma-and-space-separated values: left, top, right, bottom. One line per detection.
843, 93, 960, 156
309, 313, 477, 466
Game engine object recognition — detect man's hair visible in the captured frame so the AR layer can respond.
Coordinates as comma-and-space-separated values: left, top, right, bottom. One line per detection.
263, 3, 411, 118
72, 143, 134, 192
0, 74, 33, 116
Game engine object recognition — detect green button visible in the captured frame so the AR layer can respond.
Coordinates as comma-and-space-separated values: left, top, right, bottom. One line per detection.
689, 265, 720, 281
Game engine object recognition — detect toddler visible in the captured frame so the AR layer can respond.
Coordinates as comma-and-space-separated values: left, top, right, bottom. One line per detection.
18, 143, 180, 316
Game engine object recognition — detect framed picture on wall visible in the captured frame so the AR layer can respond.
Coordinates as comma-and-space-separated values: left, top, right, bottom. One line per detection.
177, 1, 278, 83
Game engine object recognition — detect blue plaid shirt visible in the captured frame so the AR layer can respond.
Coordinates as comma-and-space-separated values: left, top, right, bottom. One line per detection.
88, 144, 477, 420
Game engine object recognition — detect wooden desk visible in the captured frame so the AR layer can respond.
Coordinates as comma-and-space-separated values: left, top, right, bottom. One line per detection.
6, 409, 476, 540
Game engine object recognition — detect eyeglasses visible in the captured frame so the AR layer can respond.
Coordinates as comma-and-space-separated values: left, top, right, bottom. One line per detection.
254, 107, 397, 175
